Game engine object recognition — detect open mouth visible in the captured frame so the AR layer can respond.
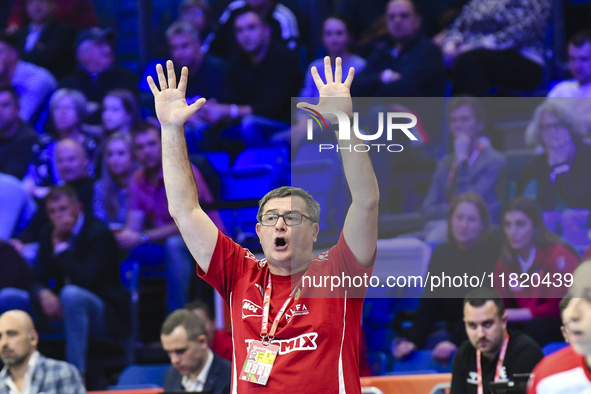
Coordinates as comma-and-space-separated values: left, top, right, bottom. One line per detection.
275, 237, 287, 248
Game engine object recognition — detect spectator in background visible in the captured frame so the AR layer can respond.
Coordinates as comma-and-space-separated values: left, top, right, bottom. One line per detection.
394, 192, 501, 363
101, 89, 142, 137
0, 244, 32, 315
0, 86, 39, 180
161, 309, 232, 393
24, 88, 99, 198
0, 310, 85, 394
178, 0, 216, 53
352, 0, 445, 97
185, 300, 233, 362
164, 21, 228, 153
0, 33, 57, 124
291, 14, 366, 147
13, 138, 95, 253
116, 123, 223, 312
437, 0, 551, 96
522, 99, 591, 211
60, 27, 138, 124
527, 261, 591, 394
29, 186, 130, 379
200, 8, 302, 149
422, 96, 506, 242
494, 197, 580, 346
93, 133, 135, 230
209, 0, 301, 60
450, 288, 544, 394
6, 0, 98, 33
13, 0, 76, 80
559, 295, 571, 343
0, 173, 36, 241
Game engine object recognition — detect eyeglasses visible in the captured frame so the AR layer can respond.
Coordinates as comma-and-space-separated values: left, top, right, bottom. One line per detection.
259, 213, 314, 226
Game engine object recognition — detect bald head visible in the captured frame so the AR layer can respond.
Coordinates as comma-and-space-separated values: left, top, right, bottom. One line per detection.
55, 138, 89, 182
0, 310, 38, 368
571, 260, 591, 298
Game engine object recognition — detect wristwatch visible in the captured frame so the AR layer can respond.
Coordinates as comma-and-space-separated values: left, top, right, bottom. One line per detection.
140, 233, 150, 244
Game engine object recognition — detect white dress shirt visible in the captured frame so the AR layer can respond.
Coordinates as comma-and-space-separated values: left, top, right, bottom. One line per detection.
0, 351, 40, 394
181, 349, 214, 392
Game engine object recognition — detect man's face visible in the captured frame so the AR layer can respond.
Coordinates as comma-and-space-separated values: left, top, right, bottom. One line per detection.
55, 142, 88, 182
0, 42, 18, 78
234, 11, 269, 55
26, 0, 54, 25
134, 128, 162, 171
0, 91, 20, 135
52, 96, 80, 133
564, 263, 591, 356
386, 0, 422, 43
568, 42, 591, 86
539, 110, 573, 152
255, 196, 319, 270
168, 33, 202, 70
46, 195, 80, 230
77, 39, 114, 74
464, 301, 507, 357
0, 314, 37, 368
449, 104, 483, 143
161, 326, 208, 377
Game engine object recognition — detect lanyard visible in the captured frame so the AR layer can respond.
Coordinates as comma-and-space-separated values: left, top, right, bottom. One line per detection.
260, 271, 303, 345
476, 331, 510, 394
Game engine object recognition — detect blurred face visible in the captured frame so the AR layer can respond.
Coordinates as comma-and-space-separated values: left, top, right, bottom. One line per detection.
0, 314, 37, 368
322, 18, 350, 57
568, 42, 591, 86
52, 96, 80, 134
564, 263, 591, 356
539, 111, 574, 152
133, 128, 162, 171
234, 11, 269, 55
105, 139, 133, 177
77, 39, 114, 74
386, 0, 421, 42
0, 42, 19, 77
255, 196, 319, 270
180, 6, 207, 32
26, 0, 54, 24
168, 33, 202, 69
464, 301, 507, 358
449, 105, 483, 143
55, 142, 88, 182
503, 210, 535, 252
102, 96, 132, 133
161, 326, 208, 377
451, 201, 484, 249
0, 91, 20, 135
46, 195, 81, 229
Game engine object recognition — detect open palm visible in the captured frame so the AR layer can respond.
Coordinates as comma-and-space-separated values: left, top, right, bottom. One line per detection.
147, 60, 206, 128
297, 56, 355, 124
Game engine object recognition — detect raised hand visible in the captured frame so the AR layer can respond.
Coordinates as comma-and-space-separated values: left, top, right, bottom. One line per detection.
147, 60, 206, 128
297, 56, 354, 124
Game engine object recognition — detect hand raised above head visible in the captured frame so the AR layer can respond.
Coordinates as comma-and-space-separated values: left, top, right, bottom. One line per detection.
296, 56, 355, 125
147, 60, 206, 128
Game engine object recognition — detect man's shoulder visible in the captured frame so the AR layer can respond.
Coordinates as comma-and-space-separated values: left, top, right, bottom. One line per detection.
547, 80, 581, 97
212, 353, 232, 374
453, 340, 475, 370
480, 146, 506, 164
35, 354, 79, 377
507, 330, 543, 355
532, 346, 583, 381
14, 60, 57, 85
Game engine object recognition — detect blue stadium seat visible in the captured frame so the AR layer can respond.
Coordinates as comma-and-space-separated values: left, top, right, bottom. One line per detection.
109, 364, 170, 390
367, 351, 388, 376
542, 341, 569, 356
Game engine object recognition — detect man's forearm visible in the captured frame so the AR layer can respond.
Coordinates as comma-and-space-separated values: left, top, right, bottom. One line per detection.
161, 124, 202, 219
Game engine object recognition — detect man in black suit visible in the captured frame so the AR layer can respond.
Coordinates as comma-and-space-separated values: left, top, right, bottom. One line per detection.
13, 0, 76, 79
161, 309, 231, 393
30, 185, 130, 379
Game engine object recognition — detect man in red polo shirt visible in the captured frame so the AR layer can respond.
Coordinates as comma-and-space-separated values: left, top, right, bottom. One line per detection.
148, 57, 379, 392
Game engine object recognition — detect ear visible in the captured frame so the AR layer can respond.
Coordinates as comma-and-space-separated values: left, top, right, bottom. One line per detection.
255, 222, 262, 242
312, 222, 319, 242
30, 330, 39, 347
501, 312, 508, 329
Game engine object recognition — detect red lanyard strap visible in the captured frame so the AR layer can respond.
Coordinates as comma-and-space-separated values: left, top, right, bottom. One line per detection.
476, 331, 510, 394
260, 272, 303, 345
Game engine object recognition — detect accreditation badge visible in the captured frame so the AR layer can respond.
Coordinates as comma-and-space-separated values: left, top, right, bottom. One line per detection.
239, 340, 279, 385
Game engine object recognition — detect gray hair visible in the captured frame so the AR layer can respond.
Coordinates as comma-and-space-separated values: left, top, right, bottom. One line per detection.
525, 99, 588, 147
49, 88, 88, 121
257, 186, 320, 224
165, 20, 200, 42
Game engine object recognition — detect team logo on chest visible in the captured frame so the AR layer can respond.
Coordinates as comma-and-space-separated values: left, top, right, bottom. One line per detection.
242, 299, 263, 319
284, 303, 309, 323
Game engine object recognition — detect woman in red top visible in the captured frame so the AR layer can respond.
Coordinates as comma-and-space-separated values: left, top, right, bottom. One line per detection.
494, 197, 579, 346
